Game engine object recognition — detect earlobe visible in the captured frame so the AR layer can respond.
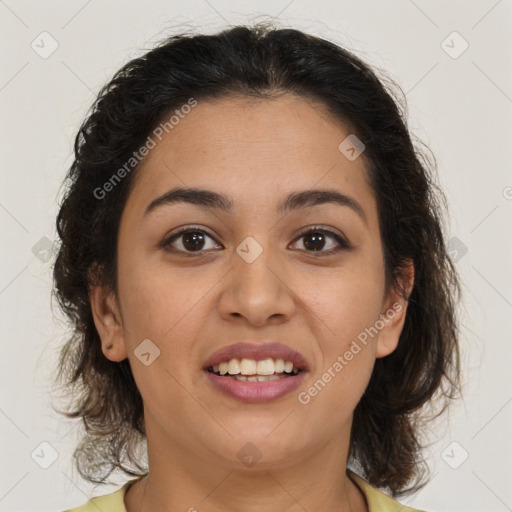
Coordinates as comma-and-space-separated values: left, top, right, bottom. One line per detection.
89, 284, 128, 362
375, 260, 415, 359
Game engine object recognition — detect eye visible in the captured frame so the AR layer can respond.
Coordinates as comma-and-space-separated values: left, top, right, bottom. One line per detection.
290, 226, 350, 255
159, 225, 350, 257
160, 226, 221, 255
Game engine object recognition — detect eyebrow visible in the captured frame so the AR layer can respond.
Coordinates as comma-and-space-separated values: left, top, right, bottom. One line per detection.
144, 186, 367, 225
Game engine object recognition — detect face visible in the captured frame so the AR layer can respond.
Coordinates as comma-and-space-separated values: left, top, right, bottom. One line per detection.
91, 93, 412, 470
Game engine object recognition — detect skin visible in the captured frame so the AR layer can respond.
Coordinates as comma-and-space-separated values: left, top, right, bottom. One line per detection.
90, 93, 414, 512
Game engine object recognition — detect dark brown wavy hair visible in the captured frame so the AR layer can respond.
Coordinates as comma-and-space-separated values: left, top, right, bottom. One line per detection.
52, 21, 461, 497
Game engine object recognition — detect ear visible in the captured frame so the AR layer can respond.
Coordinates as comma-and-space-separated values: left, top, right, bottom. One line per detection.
375, 260, 415, 359
89, 280, 128, 362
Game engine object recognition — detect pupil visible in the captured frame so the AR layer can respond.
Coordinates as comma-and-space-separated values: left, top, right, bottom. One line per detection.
183, 232, 205, 251
304, 232, 325, 251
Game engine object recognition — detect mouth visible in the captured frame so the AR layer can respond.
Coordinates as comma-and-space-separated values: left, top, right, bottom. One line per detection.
202, 343, 309, 403
206, 357, 304, 381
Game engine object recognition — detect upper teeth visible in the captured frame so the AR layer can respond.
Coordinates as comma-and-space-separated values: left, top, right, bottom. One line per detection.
212, 358, 300, 376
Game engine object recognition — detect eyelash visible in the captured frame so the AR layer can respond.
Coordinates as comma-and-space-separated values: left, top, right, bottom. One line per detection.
159, 225, 350, 257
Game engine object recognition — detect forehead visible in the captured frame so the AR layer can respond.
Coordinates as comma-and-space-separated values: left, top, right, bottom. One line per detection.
126, 93, 375, 217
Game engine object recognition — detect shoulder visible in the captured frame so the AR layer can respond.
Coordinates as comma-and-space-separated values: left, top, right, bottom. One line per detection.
349, 471, 427, 512
62, 478, 140, 512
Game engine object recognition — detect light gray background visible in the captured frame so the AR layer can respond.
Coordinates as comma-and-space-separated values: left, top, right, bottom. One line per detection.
1, 1, 511, 511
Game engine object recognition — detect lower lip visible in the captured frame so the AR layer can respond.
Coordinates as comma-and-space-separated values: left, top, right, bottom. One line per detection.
203, 370, 307, 403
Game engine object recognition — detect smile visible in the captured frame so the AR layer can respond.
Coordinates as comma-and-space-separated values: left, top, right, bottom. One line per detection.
204, 357, 306, 403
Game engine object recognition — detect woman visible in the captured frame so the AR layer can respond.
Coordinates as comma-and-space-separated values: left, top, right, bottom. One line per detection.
55, 22, 461, 512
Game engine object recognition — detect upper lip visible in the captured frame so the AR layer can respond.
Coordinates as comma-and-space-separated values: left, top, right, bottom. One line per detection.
203, 342, 309, 371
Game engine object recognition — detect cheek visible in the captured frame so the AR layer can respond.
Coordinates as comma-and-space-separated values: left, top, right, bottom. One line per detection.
117, 242, 266, 420
298, 258, 385, 344
117, 254, 216, 351
294, 254, 383, 410
116, 259, 212, 416
296, 270, 380, 423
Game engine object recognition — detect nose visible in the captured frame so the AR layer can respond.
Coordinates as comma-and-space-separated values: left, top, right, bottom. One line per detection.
217, 244, 296, 327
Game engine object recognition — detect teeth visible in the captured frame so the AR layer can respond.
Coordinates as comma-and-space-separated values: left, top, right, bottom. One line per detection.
240, 358, 257, 375
209, 357, 302, 376
256, 358, 274, 375
227, 358, 241, 375
274, 358, 285, 373
234, 374, 283, 382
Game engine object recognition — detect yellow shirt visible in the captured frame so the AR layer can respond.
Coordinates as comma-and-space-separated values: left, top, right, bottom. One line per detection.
63, 472, 425, 512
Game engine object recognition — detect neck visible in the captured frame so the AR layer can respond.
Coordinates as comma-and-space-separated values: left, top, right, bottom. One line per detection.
124, 410, 367, 512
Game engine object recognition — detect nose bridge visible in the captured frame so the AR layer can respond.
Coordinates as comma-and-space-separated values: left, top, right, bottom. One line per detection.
233, 233, 283, 296
218, 234, 295, 324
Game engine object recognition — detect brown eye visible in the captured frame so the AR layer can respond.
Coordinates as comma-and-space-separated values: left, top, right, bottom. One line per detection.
161, 228, 221, 254
302, 231, 328, 251
181, 231, 207, 251
291, 228, 350, 255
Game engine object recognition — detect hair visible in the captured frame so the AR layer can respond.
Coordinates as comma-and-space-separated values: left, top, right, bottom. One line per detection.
52, 21, 461, 497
